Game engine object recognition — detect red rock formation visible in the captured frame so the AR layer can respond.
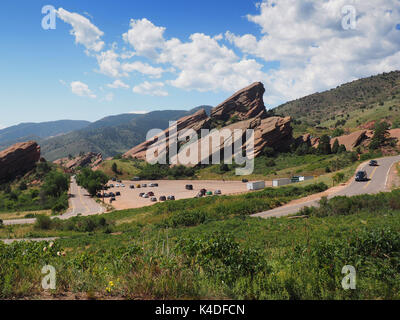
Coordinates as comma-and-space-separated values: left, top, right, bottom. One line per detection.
330, 130, 368, 151
124, 82, 293, 166
0, 141, 41, 182
253, 117, 293, 157
54, 152, 103, 170
210, 82, 267, 122
124, 108, 210, 160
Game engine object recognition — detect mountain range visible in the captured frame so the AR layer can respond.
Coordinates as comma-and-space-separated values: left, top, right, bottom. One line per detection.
8, 106, 212, 161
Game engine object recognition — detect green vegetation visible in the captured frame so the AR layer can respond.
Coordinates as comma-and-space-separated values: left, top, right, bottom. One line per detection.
0, 162, 70, 214
370, 121, 390, 150
276, 71, 400, 127
76, 168, 109, 197
1, 186, 399, 299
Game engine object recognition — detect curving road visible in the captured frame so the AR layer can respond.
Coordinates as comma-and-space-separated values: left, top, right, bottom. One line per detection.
252, 155, 400, 219
3, 177, 105, 226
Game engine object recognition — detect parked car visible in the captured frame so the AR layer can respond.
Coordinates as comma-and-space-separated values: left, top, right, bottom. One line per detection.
139, 193, 145, 197
214, 190, 222, 195
109, 184, 114, 188
159, 196, 167, 201
111, 197, 116, 202
147, 191, 155, 197
355, 170, 368, 182
116, 192, 121, 196
167, 196, 176, 201
136, 184, 141, 188
151, 197, 157, 202
195, 192, 203, 198
109, 192, 115, 197
117, 180, 122, 183
115, 184, 120, 188
200, 189, 207, 196
149, 183, 159, 187
369, 160, 378, 166
242, 179, 248, 183
121, 184, 125, 188
112, 177, 117, 182
96, 193, 102, 198
206, 191, 213, 196
153, 183, 159, 187
129, 185, 135, 189
142, 184, 147, 188
185, 184, 193, 190
103, 193, 110, 198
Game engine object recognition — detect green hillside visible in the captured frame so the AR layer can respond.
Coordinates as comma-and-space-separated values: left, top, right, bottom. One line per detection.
274, 71, 400, 130
0, 120, 90, 151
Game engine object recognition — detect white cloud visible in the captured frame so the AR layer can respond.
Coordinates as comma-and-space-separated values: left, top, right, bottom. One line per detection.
122, 18, 166, 59
96, 49, 127, 78
122, 61, 165, 78
133, 81, 168, 96
70, 81, 96, 98
57, 8, 105, 52
107, 79, 130, 89
123, 18, 267, 92
226, 0, 400, 105
59, 79, 67, 86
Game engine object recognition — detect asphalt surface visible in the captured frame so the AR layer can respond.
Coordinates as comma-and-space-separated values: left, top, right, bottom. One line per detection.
3, 177, 105, 226
252, 155, 400, 219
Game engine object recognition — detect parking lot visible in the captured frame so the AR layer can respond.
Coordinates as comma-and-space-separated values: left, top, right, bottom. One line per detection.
102, 179, 260, 210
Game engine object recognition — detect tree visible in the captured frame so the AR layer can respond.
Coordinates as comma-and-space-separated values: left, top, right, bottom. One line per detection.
76, 168, 109, 197
338, 144, 347, 154
42, 171, 69, 198
112, 162, 118, 174
332, 139, 340, 154
370, 121, 390, 150
317, 135, 331, 155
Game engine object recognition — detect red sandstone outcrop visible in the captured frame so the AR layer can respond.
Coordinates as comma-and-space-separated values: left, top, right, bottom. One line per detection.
330, 130, 368, 151
210, 82, 267, 122
54, 152, 103, 170
124, 82, 293, 166
124, 109, 210, 160
253, 117, 293, 157
0, 141, 41, 182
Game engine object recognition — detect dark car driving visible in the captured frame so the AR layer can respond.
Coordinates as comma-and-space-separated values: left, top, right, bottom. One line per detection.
369, 160, 378, 166
355, 170, 368, 182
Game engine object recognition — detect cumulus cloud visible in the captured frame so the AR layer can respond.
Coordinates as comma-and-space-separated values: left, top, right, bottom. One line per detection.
226, 0, 400, 105
122, 18, 166, 59
107, 79, 130, 89
70, 81, 96, 98
122, 61, 165, 78
133, 81, 168, 96
96, 49, 127, 78
123, 19, 267, 92
57, 8, 105, 52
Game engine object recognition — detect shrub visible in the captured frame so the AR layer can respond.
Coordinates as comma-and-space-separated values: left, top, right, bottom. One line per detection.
35, 215, 52, 230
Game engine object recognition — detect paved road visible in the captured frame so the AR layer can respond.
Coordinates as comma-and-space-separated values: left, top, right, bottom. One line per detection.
252, 155, 400, 219
1, 237, 59, 244
3, 177, 105, 226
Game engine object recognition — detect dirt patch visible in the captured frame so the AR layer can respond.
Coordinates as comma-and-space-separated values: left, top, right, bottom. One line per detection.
104, 179, 262, 211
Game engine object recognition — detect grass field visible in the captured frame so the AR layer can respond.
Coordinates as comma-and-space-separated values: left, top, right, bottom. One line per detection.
1, 182, 399, 300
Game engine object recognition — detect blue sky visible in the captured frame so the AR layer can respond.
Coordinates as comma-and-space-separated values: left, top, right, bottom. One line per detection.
1, 0, 400, 128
